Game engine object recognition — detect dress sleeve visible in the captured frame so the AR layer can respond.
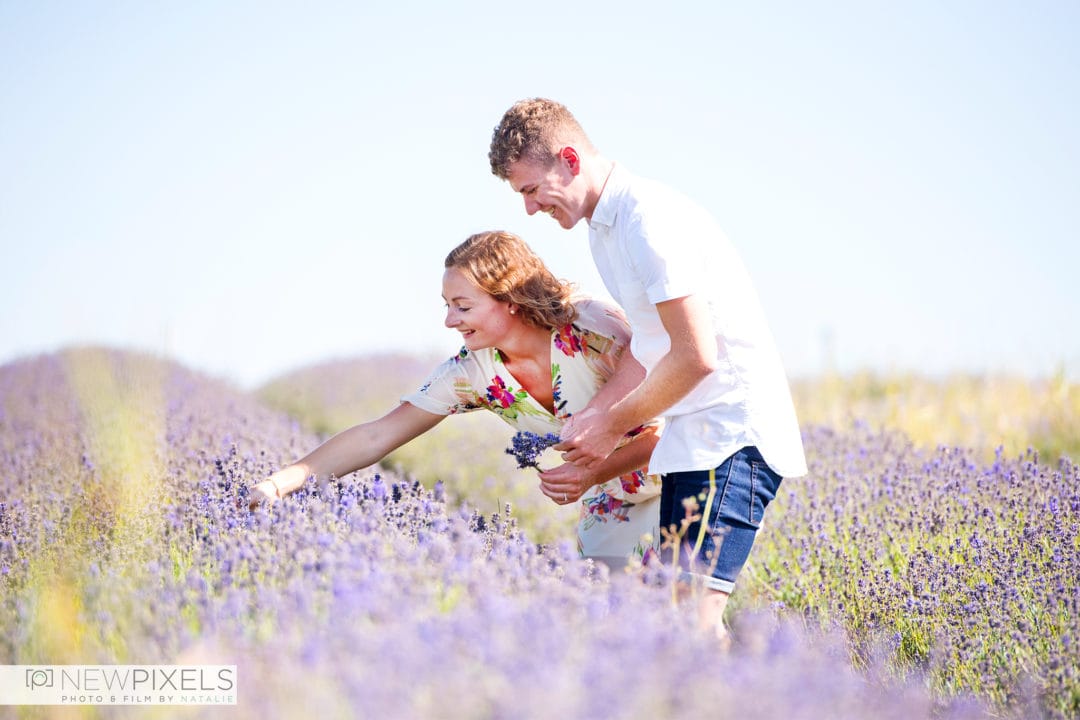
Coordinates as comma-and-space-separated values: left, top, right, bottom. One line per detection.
572, 298, 632, 350
571, 298, 664, 435
400, 350, 486, 416
562, 299, 634, 384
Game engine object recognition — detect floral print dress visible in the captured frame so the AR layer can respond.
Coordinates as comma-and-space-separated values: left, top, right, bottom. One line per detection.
402, 298, 662, 566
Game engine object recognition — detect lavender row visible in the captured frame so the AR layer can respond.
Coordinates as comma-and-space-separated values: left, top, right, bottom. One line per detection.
748, 423, 1078, 717
0, 349, 1060, 717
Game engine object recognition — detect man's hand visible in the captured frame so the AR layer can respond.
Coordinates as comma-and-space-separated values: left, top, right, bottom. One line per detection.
556, 407, 623, 469
557, 295, 716, 472
538, 462, 597, 505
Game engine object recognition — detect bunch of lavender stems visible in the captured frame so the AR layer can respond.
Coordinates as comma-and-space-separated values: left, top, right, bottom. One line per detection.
505, 430, 562, 469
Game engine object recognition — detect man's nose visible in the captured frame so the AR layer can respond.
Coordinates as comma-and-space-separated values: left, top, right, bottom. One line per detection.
524, 196, 540, 215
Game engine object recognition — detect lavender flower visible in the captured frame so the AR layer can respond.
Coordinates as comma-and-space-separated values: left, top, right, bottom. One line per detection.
0, 348, 1074, 719
504, 431, 561, 469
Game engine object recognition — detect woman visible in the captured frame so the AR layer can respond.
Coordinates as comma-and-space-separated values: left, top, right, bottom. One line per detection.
252, 231, 662, 566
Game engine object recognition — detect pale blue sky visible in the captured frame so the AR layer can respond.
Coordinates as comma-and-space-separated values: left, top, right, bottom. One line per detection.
2, 1, 1078, 388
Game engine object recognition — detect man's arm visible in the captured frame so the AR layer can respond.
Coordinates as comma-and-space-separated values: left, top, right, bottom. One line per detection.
558, 342, 645, 442
557, 294, 717, 467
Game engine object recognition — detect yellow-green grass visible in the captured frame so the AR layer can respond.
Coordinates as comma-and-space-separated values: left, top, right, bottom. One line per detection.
791, 369, 1078, 463
16, 349, 167, 674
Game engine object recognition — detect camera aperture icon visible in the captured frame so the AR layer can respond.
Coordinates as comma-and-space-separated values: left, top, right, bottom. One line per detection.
26, 668, 53, 689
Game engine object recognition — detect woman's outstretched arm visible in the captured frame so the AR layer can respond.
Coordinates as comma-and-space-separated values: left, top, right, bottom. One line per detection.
251, 402, 444, 506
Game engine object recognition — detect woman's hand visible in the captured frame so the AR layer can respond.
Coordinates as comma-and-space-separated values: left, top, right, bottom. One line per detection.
248, 465, 306, 511
538, 462, 597, 505
540, 423, 660, 506
248, 479, 281, 511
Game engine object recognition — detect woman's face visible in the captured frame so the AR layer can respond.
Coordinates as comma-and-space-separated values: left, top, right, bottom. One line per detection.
442, 267, 517, 351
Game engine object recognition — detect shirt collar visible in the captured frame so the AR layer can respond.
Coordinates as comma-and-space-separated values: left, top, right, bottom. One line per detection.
588, 162, 627, 230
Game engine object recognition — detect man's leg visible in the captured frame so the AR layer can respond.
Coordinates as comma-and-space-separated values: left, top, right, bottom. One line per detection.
662, 447, 783, 640
698, 589, 730, 642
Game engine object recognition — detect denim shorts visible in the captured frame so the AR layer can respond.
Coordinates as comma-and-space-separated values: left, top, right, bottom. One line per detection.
659, 446, 782, 593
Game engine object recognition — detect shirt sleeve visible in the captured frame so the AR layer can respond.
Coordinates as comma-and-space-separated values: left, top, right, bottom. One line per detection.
400, 350, 486, 416
627, 193, 720, 306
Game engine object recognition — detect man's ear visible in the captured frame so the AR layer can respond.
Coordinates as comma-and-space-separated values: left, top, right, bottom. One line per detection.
560, 146, 581, 175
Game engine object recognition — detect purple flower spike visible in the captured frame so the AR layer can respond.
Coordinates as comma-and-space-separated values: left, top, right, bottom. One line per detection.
505, 431, 561, 469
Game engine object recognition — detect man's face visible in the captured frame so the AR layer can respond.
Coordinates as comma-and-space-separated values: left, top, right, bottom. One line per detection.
505, 153, 586, 230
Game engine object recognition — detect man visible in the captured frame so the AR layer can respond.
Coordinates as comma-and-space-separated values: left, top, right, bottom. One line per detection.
488, 98, 807, 639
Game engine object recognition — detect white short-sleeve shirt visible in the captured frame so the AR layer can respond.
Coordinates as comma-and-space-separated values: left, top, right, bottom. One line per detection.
588, 164, 807, 478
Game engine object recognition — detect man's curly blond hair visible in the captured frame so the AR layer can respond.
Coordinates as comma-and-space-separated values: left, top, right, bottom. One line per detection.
488, 98, 594, 179
445, 230, 578, 330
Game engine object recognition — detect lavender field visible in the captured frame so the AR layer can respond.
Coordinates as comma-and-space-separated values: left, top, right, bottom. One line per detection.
1, 348, 1077, 718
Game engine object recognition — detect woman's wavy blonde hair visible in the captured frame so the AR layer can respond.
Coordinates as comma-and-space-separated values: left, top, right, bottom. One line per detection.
445, 231, 577, 330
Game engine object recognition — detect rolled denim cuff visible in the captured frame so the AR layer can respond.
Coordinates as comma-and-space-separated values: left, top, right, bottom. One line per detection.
678, 570, 735, 595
